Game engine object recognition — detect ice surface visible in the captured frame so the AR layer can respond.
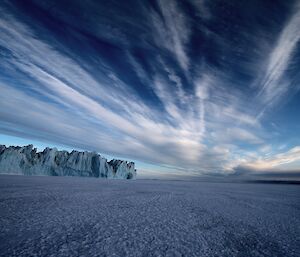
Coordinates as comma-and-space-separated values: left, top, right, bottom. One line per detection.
0, 145, 136, 179
0, 175, 299, 257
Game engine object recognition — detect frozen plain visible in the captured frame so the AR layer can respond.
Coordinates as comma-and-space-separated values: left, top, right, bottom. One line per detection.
0, 175, 299, 257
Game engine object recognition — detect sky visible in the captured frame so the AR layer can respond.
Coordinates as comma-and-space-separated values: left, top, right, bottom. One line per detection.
0, 0, 300, 179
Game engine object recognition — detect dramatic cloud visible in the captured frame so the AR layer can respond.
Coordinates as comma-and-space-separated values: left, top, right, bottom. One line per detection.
239, 146, 300, 171
257, 1, 300, 109
0, 0, 299, 176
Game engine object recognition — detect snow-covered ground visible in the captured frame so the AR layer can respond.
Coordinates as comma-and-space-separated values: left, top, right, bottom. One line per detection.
0, 175, 299, 257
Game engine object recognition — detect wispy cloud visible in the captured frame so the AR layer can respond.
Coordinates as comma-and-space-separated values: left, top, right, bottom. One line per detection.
189, 0, 211, 20
0, 1, 299, 176
151, 0, 191, 73
257, 2, 300, 108
236, 146, 300, 172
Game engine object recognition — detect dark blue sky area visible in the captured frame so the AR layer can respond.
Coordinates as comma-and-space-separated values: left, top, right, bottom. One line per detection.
0, 0, 300, 176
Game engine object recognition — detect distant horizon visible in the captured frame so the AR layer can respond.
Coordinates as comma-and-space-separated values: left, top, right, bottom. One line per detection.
1, 140, 300, 182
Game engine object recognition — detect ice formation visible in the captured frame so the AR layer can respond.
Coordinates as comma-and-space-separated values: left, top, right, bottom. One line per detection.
0, 145, 136, 179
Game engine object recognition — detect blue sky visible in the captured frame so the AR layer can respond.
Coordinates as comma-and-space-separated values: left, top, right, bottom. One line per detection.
0, 0, 300, 178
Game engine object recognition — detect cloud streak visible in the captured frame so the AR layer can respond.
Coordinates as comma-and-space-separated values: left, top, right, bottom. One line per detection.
257, 1, 300, 108
0, 0, 299, 176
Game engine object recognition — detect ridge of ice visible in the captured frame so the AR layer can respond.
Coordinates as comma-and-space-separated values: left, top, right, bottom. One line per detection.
0, 145, 136, 179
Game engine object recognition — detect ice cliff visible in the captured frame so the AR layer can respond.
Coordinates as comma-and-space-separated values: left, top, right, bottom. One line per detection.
0, 145, 136, 179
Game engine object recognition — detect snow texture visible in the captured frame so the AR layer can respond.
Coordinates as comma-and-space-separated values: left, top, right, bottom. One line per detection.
0, 145, 136, 179
0, 175, 299, 257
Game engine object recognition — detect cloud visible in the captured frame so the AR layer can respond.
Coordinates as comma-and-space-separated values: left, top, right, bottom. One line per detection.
240, 146, 300, 171
150, 0, 191, 73
0, 10, 204, 171
212, 127, 263, 145
257, 2, 300, 108
0, 1, 299, 177
189, 0, 211, 20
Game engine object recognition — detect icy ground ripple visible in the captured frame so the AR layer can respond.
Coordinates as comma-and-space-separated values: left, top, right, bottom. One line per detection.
0, 175, 299, 257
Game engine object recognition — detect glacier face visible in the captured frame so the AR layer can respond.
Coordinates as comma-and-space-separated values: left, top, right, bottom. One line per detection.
0, 145, 136, 179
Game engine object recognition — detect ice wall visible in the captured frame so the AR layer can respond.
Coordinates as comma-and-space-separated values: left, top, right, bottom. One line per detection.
0, 145, 136, 179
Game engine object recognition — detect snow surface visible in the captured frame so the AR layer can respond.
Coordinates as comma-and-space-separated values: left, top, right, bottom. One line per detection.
0, 175, 299, 257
